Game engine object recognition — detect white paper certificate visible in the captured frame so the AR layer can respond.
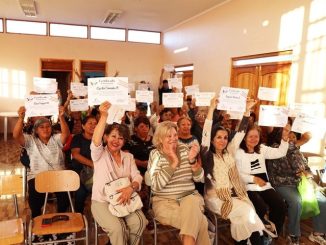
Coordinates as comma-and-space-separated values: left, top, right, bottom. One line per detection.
70, 99, 89, 112
194, 92, 215, 106
106, 105, 125, 124
227, 111, 244, 120
288, 103, 322, 117
217, 87, 248, 112
25, 94, 59, 117
33, 77, 58, 94
122, 98, 136, 112
168, 78, 183, 89
258, 87, 279, 102
185, 85, 200, 96
292, 114, 326, 138
136, 90, 153, 103
71, 83, 88, 97
128, 83, 135, 93
163, 93, 183, 108
164, 64, 175, 72
87, 77, 128, 106
258, 105, 289, 127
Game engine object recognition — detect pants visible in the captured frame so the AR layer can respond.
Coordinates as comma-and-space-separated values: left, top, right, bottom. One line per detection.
28, 178, 69, 218
247, 189, 286, 234
152, 193, 210, 245
276, 185, 326, 236
91, 200, 147, 245
75, 182, 90, 213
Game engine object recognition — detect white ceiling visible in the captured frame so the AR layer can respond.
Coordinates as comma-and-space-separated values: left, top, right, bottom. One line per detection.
0, 0, 228, 32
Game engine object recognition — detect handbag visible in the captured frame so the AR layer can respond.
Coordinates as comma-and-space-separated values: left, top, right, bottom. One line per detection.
104, 177, 143, 217
297, 175, 320, 219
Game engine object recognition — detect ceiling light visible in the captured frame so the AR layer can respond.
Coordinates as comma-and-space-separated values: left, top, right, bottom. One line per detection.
103, 10, 122, 24
19, 0, 37, 17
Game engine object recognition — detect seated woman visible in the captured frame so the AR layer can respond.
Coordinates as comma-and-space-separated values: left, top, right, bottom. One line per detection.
203, 98, 265, 245
124, 116, 154, 212
13, 106, 70, 218
235, 121, 289, 237
266, 126, 326, 245
147, 121, 210, 245
91, 101, 147, 245
71, 115, 98, 213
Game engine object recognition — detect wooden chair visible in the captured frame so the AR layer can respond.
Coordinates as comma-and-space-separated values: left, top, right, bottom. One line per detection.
27, 170, 89, 245
0, 174, 25, 245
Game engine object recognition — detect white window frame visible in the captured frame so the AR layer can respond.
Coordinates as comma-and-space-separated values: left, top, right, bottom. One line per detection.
127, 30, 161, 44
6, 19, 47, 35
50, 23, 88, 39
90, 26, 126, 41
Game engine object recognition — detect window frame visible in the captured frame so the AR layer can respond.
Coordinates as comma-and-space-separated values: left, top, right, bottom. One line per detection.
127, 29, 161, 45
49, 22, 88, 39
5, 19, 47, 36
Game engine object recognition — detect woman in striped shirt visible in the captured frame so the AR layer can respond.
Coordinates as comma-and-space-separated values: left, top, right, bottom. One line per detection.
147, 121, 210, 245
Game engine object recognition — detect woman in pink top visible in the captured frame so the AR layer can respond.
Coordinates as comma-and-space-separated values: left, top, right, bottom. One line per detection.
91, 101, 147, 245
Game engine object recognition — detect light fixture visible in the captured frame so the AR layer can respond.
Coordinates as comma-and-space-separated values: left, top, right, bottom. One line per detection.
103, 10, 122, 24
18, 0, 37, 17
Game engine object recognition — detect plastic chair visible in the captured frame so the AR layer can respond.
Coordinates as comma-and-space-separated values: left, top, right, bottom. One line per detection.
27, 170, 89, 244
0, 174, 25, 245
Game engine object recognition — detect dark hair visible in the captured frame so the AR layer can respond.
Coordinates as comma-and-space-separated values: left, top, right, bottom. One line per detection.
104, 123, 130, 142
159, 108, 171, 117
162, 79, 168, 84
249, 112, 256, 122
209, 125, 229, 154
239, 125, 262, 153
266, 127, 283, 146
82, 115, 97, 126
134, 116, 150, 128
136, 103, 147, 112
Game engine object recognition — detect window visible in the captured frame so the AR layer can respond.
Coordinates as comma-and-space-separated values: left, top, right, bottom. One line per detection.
11, 70, 27, 99
127, 30, 160, 44
90, 26, 125, 41
6, 19, 47, 35
0, 68, 9, 97
0, 19, 3, 32
50, 23, 87, 38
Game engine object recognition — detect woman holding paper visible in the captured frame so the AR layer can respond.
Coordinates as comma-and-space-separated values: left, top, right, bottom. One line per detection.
235, 120, 289, 237
203, 97, 265, 245
266, 128, 326, 245
91, 101, 147, 245
13, 105, 70, 219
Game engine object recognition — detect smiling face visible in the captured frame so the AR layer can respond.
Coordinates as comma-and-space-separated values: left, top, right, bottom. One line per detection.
105, 129, 125, 153
178, 118, 192, 136
244, 128, 260, 151
82, 117, 97, 136
162, 127, 178, 151
212, 129, 229, 153
135, 122, 150, 139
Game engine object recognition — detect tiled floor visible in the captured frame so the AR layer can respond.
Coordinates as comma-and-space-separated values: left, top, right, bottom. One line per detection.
0, 134, 318, 245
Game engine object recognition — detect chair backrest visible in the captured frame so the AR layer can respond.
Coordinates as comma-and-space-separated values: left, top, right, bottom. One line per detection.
35, 170, 80, 193
0, 175, 23, 195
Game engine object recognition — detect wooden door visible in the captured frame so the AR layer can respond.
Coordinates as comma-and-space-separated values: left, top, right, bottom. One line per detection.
230, 66, 259, 99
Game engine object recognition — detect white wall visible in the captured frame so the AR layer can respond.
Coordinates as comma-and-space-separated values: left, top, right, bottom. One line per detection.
0, 34, 163, 134
163, 0, 326, 153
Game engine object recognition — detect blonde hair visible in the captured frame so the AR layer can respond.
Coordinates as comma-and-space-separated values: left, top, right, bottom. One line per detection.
152, 121, 178, 151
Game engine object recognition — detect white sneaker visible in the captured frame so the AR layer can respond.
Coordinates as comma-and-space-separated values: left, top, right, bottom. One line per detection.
308, 233, 326, 245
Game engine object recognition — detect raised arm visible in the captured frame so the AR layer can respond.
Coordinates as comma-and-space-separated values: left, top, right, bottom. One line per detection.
92, 101, 111, 146
201, 97, 217, 148
296, 132, 312, 147
13, 106, 26, 146
158, 68, 164, 89
58, 106, 70, 145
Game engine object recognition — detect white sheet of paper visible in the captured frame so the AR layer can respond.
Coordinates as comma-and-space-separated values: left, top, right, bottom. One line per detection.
71, 83, 88, 97
33, 77, 57, 94
106, 105, 125, 124
227, 111, 244, 120
185, 85, 200, 96
194, 92, 215, 106
292, 114, 326, 139
128, 83, 135, 92
288, 103, 322, 117
257, 87, 279, 101
87, 77, 128, 106
138, 83, 150, 91
25, 94, 59, 117
217, 87, 248, 112
164, 64, 175, 72
136, 90, 153, 103
168, 78, 182, 89
162, 93, 183, 108
258, 105, 289, 127
70, 99, 89, 112
122, 98, 136, 112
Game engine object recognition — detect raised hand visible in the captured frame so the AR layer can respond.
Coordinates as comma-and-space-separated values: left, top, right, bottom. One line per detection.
99, 101, 111, 117
188, 143, 199, 163
17, 106, 26, 119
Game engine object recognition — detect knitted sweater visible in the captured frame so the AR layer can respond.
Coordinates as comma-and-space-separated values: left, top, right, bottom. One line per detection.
147, 143, 204, 197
